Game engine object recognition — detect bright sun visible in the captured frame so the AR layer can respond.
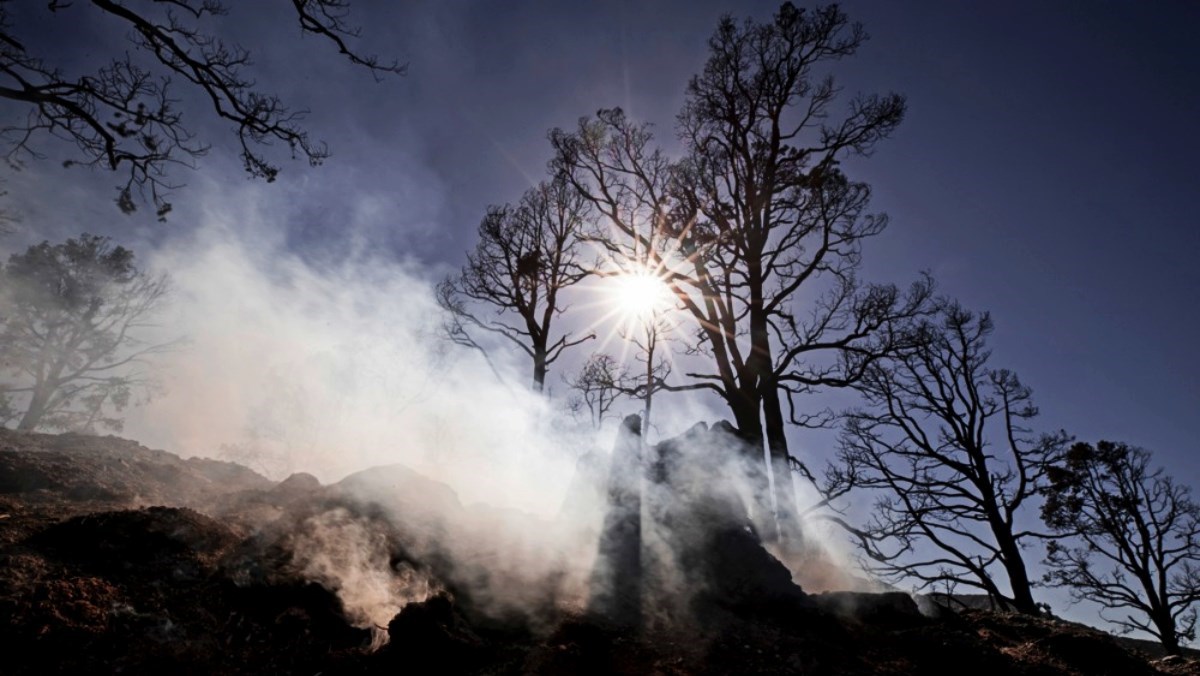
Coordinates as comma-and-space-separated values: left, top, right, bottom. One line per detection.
610, 269, 673, 322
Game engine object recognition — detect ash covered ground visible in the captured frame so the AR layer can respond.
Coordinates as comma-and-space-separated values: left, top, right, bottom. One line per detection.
1, 424, 1196, 675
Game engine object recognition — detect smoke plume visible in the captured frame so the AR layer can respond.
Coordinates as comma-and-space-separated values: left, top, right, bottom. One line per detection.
97, 202, 865, 634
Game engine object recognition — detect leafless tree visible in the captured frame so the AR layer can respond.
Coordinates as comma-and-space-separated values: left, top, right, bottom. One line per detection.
552, 4, 930, 543
617, 309, 675, 438
566, 353, 628, 429
836, 302, 1068, 614
0, 233, 176, 431
1042, 441, 1200, 654
0, 0, 403, 219
630, 306, 681, 436
438, 177, 594, 392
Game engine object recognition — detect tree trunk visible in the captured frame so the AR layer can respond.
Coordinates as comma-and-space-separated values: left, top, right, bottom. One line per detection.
743, 259, 785, 542
762, 384, 803, 548
642, 386, 652, 439
532, 348, 548, 393
994, 528, 1038, 614
976, 472, 1038, 614
642, 328, 655, 437
16, 383, 52, 431
728, 394, 773, 538
1155, 613, 1181, 656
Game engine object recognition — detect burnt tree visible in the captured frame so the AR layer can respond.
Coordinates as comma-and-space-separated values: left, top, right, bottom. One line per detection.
1042, 441, 1200, 654
0, 0, 402, 218
617, 299, 675, 438
439, 177, 593, 392
837, 303, 1068, 614
566, 353, 628, 429
553, 4, 929, 543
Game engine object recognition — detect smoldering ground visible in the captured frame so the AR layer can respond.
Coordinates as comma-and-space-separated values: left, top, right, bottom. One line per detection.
117, 212, 610, 635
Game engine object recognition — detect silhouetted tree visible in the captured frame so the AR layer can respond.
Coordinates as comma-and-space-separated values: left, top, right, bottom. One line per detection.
617, 305, 674, 438
552, 4, 930, 542
438, 177, 594, 392
566, 353, 628, 429
1042, 441, 1200, 654
836, 303, 1068, 614
0, 1, 403, 218
0, 233, 174, 431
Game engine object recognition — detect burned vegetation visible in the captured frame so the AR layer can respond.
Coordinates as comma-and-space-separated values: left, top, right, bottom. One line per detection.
1, 425, 1196, 675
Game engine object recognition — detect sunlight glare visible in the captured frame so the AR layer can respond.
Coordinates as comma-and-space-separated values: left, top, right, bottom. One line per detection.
610, 269, 673, 323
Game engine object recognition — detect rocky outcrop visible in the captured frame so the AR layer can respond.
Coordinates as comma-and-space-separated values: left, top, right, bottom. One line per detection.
588, 414, 646, 627
588, 418, 807, 628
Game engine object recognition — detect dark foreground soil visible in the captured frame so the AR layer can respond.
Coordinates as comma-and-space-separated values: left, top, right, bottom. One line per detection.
1, 428, 1196, 675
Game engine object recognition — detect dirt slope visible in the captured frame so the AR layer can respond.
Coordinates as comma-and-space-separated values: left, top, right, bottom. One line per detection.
0, 429, 1196, 675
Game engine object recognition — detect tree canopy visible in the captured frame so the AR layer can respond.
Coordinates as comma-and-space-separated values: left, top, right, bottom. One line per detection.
1043, 441, 1200, 654
0, 233, 173, 431
551, 3, 931, 543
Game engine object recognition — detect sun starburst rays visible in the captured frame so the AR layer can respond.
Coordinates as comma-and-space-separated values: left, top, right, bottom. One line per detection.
567, 241, 692, 380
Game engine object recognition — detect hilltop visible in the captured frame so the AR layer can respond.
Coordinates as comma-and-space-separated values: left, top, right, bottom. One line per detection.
0, 427, 1195, 675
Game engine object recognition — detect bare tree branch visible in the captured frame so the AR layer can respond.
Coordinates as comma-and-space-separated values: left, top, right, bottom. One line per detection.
1042, 441, 1200, 654
551, 4, 927, 546
0, 0, 402, 218
438, 177, 594, 392
834, 301, 1069, 614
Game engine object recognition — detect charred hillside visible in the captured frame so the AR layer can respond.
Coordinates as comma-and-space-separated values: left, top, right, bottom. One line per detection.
0, 426, 1195, 675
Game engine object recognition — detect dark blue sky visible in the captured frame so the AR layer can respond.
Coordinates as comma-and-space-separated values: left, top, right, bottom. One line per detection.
3, 2, 1197, 477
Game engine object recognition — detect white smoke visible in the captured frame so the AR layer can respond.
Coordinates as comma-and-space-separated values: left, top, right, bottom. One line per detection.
124, 215, 598, 516
105, 204, 622, 625
104, 197, 865, 629
289, 507, 441, 647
